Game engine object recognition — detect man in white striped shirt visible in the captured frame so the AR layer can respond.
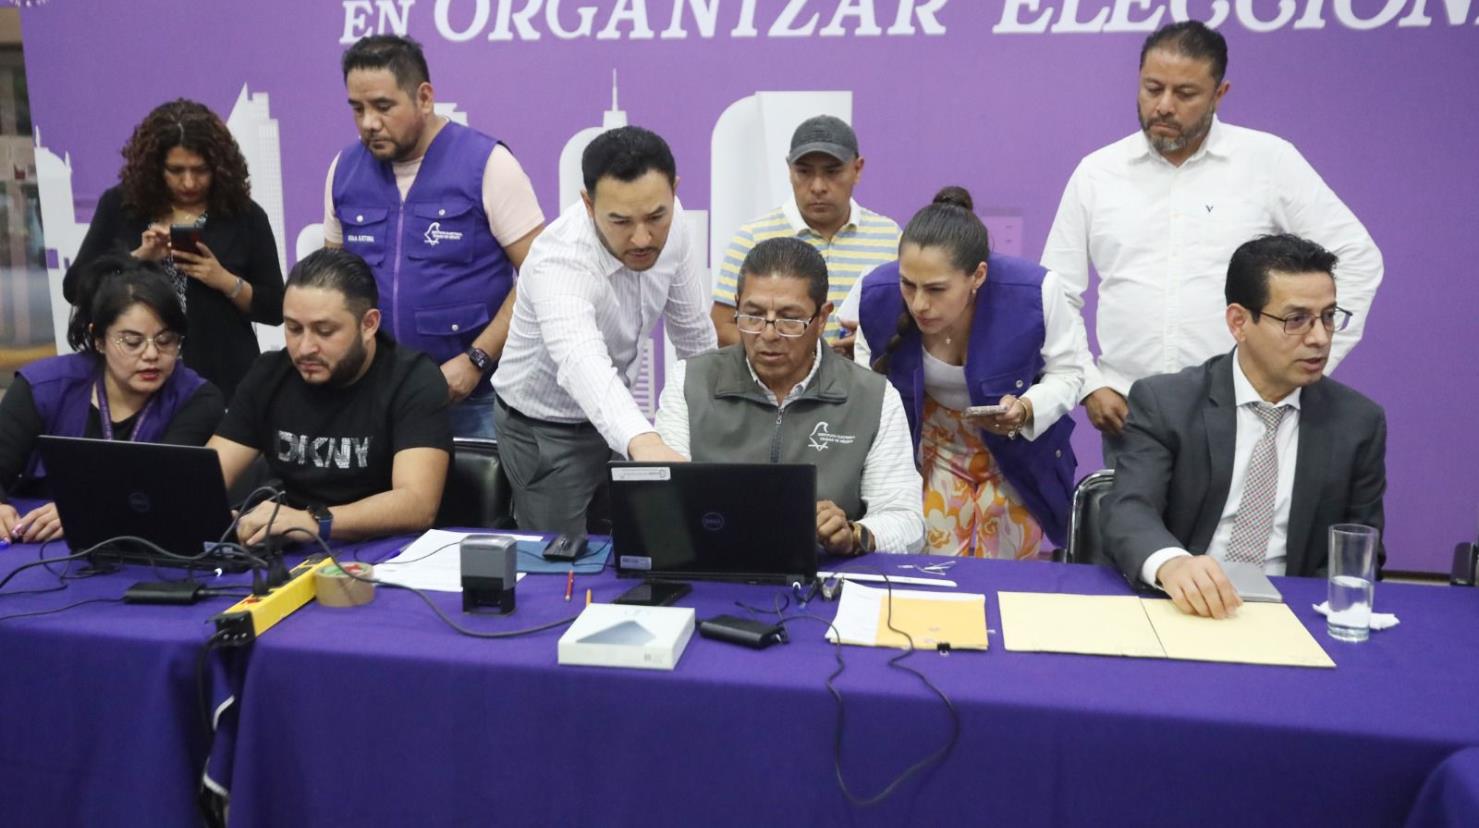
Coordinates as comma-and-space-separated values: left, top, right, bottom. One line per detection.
656, 238, 924, 555
492, 127, 717, 534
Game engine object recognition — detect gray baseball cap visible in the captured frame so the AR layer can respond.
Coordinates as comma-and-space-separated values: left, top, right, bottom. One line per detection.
786, 115, 858, 164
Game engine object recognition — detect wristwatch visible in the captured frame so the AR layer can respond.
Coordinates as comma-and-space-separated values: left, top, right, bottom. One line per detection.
308, 504, 333, 541
465, 346, 494, 375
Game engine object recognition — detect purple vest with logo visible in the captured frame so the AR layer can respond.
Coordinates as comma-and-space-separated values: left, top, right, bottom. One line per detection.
857, 253, 1076, 546
17, 352, 207, 480
332, 121, 513, 378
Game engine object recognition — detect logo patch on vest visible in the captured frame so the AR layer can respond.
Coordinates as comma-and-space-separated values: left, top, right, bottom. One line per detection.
423, 221, 464, 246
808, 422, 856, 452
346, 234, 375, 244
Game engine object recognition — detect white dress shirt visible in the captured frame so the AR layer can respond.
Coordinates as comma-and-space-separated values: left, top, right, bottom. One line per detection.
840, 270, 1086, 441
492, 199, 717, 454
654, 343, 925, 554
1139, 349, 1301, 584
1042, 118, 1383, 397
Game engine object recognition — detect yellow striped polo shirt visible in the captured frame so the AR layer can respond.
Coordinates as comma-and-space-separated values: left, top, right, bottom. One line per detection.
713, 198, 901, 342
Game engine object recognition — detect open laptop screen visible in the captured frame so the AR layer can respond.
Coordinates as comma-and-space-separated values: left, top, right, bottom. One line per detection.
36, 436, 243, 570
609, 462, 818, 584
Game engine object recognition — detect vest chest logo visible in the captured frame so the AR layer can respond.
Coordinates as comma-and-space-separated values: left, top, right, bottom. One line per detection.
346, 233, 376, 244
423, 221, 464, 246
808, 422, 857, 452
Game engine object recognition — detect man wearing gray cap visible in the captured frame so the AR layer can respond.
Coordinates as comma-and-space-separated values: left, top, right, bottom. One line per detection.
710, 115, 900, 355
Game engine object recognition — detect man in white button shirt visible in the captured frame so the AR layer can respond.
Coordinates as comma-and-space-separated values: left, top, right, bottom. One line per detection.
1042, 21, 1383, 463
492, 127, 716, 533
655, 238, 924, 555
1102, 235, 1386, 618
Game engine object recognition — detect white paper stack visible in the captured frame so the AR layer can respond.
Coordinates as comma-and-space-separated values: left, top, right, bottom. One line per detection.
557, 604, 696, 671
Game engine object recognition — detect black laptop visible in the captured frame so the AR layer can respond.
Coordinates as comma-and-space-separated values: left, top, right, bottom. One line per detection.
36, 436, 247, 571
609, 462, 818, 584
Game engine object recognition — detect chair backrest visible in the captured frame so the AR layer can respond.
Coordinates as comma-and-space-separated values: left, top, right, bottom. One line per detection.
1066, 469, 1116, 566
435, 438, 514, 530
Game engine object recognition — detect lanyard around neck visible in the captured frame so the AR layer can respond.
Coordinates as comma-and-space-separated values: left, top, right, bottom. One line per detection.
94, 373, 158, 442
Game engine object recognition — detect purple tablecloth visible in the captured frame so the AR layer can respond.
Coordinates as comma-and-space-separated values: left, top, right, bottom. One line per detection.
222, 539, 1479, 828
1407, 747, 1479, 827
0, 535, 256, 827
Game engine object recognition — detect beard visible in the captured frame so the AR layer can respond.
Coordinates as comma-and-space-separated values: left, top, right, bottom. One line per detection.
326, 335, 370, 387
1139, 103, 1216, 156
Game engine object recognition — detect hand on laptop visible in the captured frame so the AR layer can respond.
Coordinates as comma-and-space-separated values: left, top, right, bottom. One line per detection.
816, 500, 857, 556
236, 501, 316, 547
1156, 556, 1242, 619
626, 433, 688, 464
8, 502, 64, 545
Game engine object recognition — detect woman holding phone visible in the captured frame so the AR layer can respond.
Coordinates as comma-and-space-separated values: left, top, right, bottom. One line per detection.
844, 187, 1084, 559
1, 258, 224, 544
64, 99, 283, 402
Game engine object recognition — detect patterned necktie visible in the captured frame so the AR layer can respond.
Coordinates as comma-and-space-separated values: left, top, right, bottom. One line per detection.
1225, 403, 1289, 565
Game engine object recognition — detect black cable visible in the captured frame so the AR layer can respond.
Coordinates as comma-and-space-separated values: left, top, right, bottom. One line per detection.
378, 538, 463, 567
0, 548, 92, 595
0, 596, 124, 623
280, 527, 581, 640
738, 568, 962, 808
195, 630, 233, 736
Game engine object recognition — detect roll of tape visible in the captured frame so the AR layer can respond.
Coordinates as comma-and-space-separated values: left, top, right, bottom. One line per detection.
315, 562, 375, 608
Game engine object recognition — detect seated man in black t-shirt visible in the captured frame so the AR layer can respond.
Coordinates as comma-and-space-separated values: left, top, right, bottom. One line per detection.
209, 248, 452, 545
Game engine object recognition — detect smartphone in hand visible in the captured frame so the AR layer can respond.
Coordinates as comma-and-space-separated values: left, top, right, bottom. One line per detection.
169, 225, 202, 255
964, 404, 1009, 418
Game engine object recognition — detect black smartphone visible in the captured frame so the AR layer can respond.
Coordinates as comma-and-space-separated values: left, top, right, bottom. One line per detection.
614, 580, 692, 607
169, 224, 202, 255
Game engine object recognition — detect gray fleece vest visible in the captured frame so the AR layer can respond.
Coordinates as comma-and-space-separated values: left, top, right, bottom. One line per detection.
683, 345, 886, 520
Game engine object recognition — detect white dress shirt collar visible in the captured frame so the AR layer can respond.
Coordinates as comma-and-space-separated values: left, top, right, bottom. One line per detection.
1131, 116, 1230, 167
743, 339, 825, 407
1231, 346, 1303, 412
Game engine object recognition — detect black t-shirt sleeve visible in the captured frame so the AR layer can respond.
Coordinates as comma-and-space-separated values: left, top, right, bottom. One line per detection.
390, 356, 453, 455
214, 355, 277, 450
159, 382, 226, 446
0, 375, 45, 500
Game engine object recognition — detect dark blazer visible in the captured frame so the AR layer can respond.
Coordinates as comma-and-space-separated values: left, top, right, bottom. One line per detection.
1103, 351, 1386, 583
63, 186, 285, 403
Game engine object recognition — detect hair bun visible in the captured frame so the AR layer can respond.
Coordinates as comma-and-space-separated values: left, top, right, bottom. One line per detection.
932, 186, 974, 212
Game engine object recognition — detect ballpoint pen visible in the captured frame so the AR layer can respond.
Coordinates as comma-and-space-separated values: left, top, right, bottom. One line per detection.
564, 569, 575, 602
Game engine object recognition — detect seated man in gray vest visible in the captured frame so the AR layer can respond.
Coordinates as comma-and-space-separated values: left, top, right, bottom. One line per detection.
654, 237, 923, 555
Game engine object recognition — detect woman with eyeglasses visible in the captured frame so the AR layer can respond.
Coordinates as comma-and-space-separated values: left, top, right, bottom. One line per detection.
0, 258, 226, 544
63, 99, 284, 403
844, 187, 1085, 559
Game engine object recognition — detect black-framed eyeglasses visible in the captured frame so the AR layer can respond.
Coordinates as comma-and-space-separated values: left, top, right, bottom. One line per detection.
734, 313, 816, 338
111, 331, 185, 355
1256, 307, 1353, 336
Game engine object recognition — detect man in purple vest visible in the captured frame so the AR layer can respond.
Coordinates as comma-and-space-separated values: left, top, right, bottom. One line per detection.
324, 35, 546, 439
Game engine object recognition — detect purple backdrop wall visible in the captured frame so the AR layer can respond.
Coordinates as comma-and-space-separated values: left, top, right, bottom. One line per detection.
16, 1, 1479, 572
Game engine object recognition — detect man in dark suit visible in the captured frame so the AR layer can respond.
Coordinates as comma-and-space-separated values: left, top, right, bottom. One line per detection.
1103, 234, 1386, 618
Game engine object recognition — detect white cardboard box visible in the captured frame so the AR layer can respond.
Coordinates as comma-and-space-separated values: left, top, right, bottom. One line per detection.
557, 604, 696, 671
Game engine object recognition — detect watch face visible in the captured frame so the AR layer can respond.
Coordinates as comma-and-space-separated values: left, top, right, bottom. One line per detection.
467, 348, 491, 372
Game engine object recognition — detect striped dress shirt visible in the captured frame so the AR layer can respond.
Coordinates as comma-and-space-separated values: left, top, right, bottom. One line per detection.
492, 199, 717, 455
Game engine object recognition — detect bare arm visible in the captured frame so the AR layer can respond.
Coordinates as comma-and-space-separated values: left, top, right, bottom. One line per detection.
209, 434, 262, 492
235, 447, 450, 545
711, 302, 741, 347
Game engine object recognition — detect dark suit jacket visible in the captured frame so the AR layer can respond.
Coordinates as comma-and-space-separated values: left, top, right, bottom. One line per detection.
1103, 352, 1386, 583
